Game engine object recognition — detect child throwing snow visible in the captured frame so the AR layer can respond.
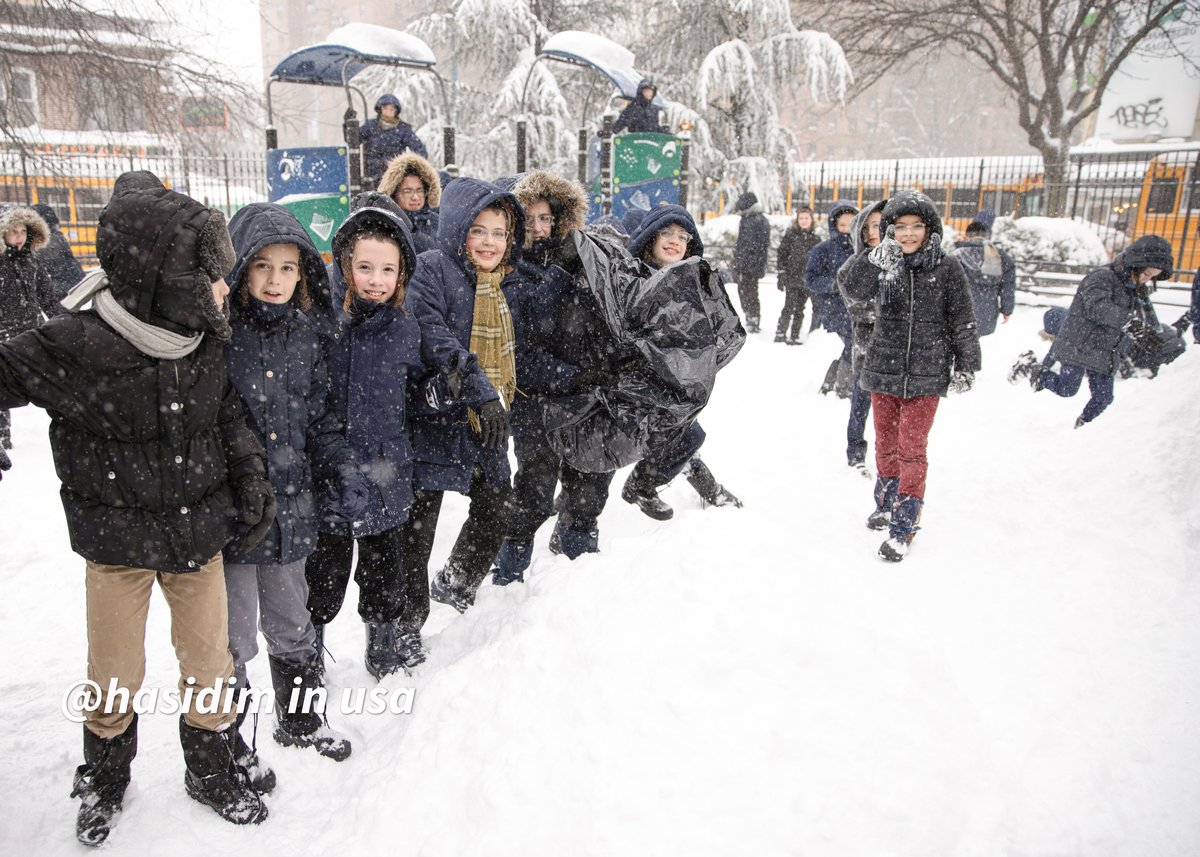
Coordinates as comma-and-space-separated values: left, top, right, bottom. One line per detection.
0, 172, 275, 843
840, 191, 981, 562
1009, 235, 1174, 428
223, 203, 368, 783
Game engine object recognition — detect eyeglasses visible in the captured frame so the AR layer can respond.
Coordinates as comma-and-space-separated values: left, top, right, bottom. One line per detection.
893, 223, 927, 235
657, 227, 691, 242
397, 187, 426, 198
531, 214, 555, 226
467, 226, 509, 242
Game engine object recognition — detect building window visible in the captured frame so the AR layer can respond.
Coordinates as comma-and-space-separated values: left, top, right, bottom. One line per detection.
2, 69, 39, 127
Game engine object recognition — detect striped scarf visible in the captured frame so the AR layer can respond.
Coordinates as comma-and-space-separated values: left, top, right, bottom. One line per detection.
467, 270, 517, 433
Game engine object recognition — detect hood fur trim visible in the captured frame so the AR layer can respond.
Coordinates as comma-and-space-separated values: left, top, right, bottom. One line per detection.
512, 170, 587, 243
378, 152, 442, 209
0, 205, 49, 251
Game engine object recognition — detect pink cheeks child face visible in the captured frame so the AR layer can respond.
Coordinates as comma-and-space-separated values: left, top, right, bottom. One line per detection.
245, 243, 301, 304
3, 225, 26, 250
651, 225, 690, 266
465, 208, 508, 274
351, 237, 401, 303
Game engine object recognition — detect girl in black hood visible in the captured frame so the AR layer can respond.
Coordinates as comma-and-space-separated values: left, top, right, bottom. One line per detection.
840, 190, 981, 562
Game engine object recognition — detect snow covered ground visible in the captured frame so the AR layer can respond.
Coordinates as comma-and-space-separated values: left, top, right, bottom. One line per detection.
2, 279, 1198, 855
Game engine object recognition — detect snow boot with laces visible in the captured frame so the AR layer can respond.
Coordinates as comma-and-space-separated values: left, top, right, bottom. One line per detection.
72, 716, 138, 847
268, 654, 352, 761
396, 628, 428, 669
363, 618, 405, 678
867, 476, 899, 531
430, 560, 475, 613
179, 717, 267, 825
685, 456, 743, 508
228, 693, 275, 794
491, 537, 533, 586
621, 466, 674, 520
879, 494, 923, 562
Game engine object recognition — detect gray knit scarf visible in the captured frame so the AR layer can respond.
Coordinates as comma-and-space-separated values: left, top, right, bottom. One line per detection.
61, 269, 204, 359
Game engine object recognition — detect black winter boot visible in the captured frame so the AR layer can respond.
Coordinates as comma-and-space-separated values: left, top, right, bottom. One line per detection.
818, 359, 840, 395
685, 457, 743, 508
268, 654, 352, 761
363, 619, 405, 678
867, 476, 899, 530
71, 717, 138, 847
179, 717, 267, 825
228, 695, 275, 794
430, 560, 475, 613
879, 494, 923, 562
312, 623, 328, 675
621, 466, 674, 520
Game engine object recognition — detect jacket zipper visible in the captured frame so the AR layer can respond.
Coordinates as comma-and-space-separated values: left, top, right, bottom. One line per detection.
903, 270, 915, 398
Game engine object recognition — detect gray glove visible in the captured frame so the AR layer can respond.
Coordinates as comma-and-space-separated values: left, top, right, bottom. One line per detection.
868, 227, 904, 273
948, 370, 974, 395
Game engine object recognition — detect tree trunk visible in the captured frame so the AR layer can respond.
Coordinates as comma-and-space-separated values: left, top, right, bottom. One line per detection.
1039, 144, 1072, 219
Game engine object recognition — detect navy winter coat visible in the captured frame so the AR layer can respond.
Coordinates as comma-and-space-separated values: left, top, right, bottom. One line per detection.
612, 79, 664, 134
406, 177, 524, 492
1049, 241, 1172, 375
31, 204, 84, 295
407, 207, 440, 256
360, 95, 428, 182
223, 202, 364, 564
951, 238, 1016, 336
320, 200, 435, 535
805, 201, 858, 336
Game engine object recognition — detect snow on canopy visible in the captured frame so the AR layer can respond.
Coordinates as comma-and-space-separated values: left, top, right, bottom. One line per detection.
540, 30, 660, 104
270, 23, 436, 87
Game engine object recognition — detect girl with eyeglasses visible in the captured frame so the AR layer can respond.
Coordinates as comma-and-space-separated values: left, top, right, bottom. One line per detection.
621, 205, 743, 521
840, 190, 981, 562
378, 152, 442, 255
401, 178, 526, 622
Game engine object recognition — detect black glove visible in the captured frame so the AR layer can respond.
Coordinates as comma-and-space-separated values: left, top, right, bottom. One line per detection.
236, 477, 277, 551
777, 282, 786, 292
0, 445, 10, 481
1171, 314, 1190, 337
868, 228, 904, 272
568, 363, 613, 393
948, 370, 974, 395
551, 235, 581, 277
475, 399, 509, 450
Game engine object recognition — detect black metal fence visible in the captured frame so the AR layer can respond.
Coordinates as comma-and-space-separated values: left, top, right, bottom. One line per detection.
790, 147, 1200, 277
0, 148, 267, 263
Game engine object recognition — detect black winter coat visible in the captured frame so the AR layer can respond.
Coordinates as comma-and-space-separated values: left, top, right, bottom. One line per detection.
841, 252, 981, 398
0, 317, 265, 571
776, 225, 820, 291
732, 208, 770, 282
1048, 259, 1142, 375
613, 81, 663, 134
0, 245, 62, 341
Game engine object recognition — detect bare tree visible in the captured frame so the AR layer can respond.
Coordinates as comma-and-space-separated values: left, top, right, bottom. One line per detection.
799, 0, 1200, 216
0, 1, 260, 155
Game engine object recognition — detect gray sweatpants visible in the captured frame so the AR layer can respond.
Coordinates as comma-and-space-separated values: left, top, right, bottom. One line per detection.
224, 559, 317, 686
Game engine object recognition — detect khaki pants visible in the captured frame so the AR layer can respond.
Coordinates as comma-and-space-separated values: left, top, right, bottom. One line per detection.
85, 554, 235, 738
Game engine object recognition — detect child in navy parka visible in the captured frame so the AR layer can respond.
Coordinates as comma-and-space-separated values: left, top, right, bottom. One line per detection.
223, 203, 368, 782
401, 178, 523, 622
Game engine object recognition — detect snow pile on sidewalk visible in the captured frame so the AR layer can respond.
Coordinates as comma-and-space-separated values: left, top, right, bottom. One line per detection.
0, 291, 1197, 856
